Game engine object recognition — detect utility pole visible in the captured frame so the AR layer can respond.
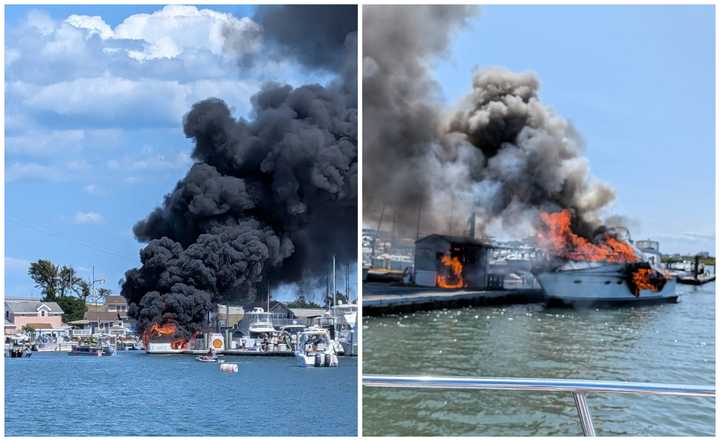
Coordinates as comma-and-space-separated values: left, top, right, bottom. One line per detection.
332, 255, 336, 307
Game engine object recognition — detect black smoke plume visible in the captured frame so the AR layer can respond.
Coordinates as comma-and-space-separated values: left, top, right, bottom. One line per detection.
122, 6, 357, 336
363, 5, 614, 240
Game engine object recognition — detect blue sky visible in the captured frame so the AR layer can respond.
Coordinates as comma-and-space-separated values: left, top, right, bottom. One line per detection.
433, 5, 715, 256
4, 4, 340, 299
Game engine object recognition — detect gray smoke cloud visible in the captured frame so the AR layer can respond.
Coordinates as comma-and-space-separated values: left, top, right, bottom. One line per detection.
123, 6, 357, 336
363, 5, 615, 240
362, 5, 477, 234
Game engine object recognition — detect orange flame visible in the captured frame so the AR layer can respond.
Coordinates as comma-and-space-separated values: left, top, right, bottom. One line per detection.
631, 269, 656, 294
537, 210, 638, 263
628, 267, 668, 296
436, 254, 465, 289
143, 322, 190, 349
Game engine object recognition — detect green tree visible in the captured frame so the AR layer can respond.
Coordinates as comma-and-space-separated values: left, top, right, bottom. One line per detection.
20, 325, 36, 339
55, 296, 87, 323
28, 259, 60, 300
28, 259, 87, 301
96, 287, 112, 302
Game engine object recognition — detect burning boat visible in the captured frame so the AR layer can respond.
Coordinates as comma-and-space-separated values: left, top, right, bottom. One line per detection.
143, 322, 225, 354
535, 211, 677, 305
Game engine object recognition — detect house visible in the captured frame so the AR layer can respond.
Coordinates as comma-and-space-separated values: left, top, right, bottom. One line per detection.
216, 304, 245, 328
5, 299, 69, 339
288, 308, 326, 323
5, 319, 17, 336
5, 299, 64, 330
105, 296, 129, 316
74, 295, 133, 336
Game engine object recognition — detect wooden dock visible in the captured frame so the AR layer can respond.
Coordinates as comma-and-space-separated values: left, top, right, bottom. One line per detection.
363, 282, 544, 316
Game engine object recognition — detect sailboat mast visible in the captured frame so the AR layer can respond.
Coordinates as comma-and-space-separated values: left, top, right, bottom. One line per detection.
332, 255, 336, 307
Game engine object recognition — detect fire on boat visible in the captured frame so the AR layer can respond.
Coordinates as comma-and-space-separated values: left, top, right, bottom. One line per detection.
534, 210, 677, 306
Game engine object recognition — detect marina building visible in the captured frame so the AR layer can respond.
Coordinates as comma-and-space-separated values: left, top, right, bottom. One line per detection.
414, 234, 494, 288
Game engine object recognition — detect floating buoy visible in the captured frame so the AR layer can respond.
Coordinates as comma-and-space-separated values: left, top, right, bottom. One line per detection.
219, 362, 238, 373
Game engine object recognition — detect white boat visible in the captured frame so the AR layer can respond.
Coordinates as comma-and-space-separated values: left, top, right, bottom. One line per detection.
236, 308, 291, 353
331, 303, 358, 356
537, 261, 677, 305
295, 327, 338, 368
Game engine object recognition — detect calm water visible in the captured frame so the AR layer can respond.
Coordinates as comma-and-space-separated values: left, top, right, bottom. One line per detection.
363, 282, 715, 436
6, 352, 357, 436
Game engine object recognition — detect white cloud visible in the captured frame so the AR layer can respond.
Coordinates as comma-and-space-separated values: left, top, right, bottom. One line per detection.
67, 5, 261, 61
73, 211, 105, 224
6, 160, 95, 183
65, 14, 113, 39
6, 162, 64, 182
26, 9, 56, 36
6, 129, 86, 157
17, 75, 256, 127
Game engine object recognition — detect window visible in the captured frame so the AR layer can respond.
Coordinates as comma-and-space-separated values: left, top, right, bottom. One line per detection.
41, 310, 46, 317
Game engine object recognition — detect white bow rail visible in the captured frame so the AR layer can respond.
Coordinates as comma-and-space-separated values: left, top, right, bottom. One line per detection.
363, 375, 715, 436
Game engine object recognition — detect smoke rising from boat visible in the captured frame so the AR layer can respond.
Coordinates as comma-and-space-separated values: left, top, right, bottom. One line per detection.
363, 6, 616, 241
122, 5, 357, 336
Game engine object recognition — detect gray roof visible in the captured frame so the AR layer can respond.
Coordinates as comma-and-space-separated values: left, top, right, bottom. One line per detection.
289, 308, 326, 319
105, 295, 127, 305
5, 299, 64, 314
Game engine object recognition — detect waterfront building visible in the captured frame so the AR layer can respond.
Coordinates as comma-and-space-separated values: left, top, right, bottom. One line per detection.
5, 319, 17, 336
5, 299, 65, 331
216, 304, 244, 328
80, 295, 133, 336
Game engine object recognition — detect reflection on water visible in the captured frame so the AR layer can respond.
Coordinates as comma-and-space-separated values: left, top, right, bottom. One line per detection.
363, 282, 715, 436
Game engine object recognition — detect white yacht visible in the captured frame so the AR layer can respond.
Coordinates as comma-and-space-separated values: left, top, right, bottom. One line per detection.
331, 303, 358, 356
236, 308, 290, 352
295, 327, 338, 368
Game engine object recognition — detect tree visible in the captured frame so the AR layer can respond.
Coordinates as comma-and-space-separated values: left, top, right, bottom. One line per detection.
27, 259, 87, 301
55, 296, 87, 323
28, 260, 59, 300
96, 288, 112, 302
21, 325, 36, 339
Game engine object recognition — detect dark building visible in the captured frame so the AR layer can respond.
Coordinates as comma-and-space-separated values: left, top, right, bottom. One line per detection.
414, 234, 495, 289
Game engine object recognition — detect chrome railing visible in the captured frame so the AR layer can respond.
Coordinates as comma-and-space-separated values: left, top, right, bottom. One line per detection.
363, 375, 715, 436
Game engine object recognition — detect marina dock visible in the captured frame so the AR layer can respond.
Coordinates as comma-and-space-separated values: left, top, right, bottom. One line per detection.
145, 349, 294, 356
363, 282, 544, 316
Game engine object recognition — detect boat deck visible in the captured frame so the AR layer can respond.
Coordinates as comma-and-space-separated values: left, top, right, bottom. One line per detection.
363, 282, 544, 316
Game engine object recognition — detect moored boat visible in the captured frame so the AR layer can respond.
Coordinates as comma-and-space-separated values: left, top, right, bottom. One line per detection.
295, 327, 338, 368
69, 345, 104, 356
537, 261, 677, 306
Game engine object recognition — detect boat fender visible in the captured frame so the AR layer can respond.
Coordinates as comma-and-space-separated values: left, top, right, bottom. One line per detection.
314, 353, 322, 367
323, 354, 331, 367
330, 354, 338, 367
219, 363, 238, 373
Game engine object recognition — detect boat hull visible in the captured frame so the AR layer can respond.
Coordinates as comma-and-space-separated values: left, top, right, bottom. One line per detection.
537, 265, 677, 305
295, 352, 339, 368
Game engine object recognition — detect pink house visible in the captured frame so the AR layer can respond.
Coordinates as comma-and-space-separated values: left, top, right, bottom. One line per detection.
5, 299, 64, 332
